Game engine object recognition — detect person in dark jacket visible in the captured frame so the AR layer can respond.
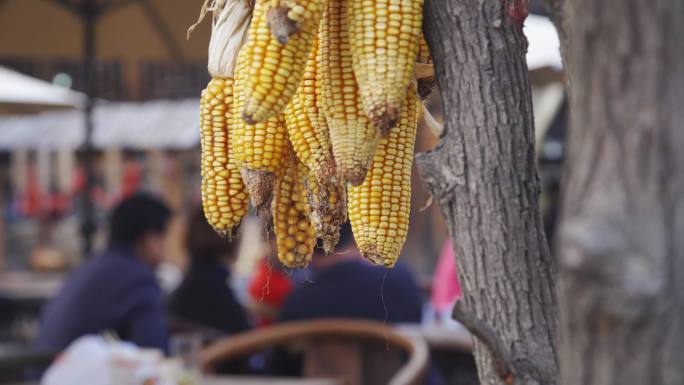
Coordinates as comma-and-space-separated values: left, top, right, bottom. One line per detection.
271, 223, 427, 379
168, 208, 250, 335
35, 194, 172, 352
279, 222, 422, 324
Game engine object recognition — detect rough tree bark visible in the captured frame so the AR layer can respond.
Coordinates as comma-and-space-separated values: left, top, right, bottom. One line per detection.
417, 1, 559, 384
548, 0, 684, 384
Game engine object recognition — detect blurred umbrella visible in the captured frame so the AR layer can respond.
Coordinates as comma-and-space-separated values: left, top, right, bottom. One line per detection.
0, 0, 210, 255
0, 66, 86, 113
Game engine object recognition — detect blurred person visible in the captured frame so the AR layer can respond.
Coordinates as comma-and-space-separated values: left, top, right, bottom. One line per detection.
279, 222, 422, 324
247, 234, 296, 327
430, 239, 462, 321
35, 194, 172, 352
168, 208, 250, 335
271, 223, 434, 381
247, 258, 296, 326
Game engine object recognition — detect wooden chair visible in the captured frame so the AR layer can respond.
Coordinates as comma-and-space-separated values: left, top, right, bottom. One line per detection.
201, 319, 429, 385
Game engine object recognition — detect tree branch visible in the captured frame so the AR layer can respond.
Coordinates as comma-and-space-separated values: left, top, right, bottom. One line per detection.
453, 301, 516, 384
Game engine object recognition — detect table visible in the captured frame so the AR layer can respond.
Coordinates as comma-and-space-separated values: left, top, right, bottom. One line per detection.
9, 375, 340, 385
205, 375, 341, 385
0, 271, 64, 341
0, 271, 64, 303
396, 323, 472, 352
396, 324, 477, 385
0, 343, 56, 370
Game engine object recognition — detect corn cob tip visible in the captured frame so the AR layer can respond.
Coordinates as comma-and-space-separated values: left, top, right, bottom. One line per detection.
240, 167, 276, 210
339, 165, 369, 187
362, 247, 397, 268
370, 104, 400, 137
320, 226, 340, 254
211, 224, 240, 240
266, 5, 300, 44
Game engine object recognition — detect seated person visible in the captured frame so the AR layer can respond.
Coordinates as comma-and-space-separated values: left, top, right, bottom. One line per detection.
270, 223, 426, 379
280, 222, 423, 324
247, 255, 295, 327
168, 208, 250, 335
35, 194, 172, 352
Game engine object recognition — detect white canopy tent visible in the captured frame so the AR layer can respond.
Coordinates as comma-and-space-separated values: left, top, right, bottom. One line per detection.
0, 99, 199, 150
0, 66, 86, 111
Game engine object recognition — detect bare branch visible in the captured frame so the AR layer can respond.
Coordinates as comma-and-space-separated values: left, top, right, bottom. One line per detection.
452, 301, 515, 384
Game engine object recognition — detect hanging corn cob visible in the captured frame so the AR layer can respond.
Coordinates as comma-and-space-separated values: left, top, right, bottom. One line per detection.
233, 47, 290, 210
193, 0, 431, 269
319, 0, 379, 186
240, 0, 324, 124
348, 0, 424, 135
348, 86, 419, 267
284, 38, 333, 182
195, 0, 253, 236
273, 152, 317, 268
284, 38, 347, 252
199, 79, 249, 236
304, 172, 347, 253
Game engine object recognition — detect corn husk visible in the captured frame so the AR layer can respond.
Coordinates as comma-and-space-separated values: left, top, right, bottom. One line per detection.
189, 0, 253, 78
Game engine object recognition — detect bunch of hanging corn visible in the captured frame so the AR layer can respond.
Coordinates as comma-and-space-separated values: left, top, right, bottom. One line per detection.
193, 0, 429, 268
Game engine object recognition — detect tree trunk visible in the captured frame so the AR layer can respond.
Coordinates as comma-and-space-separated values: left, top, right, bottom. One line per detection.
550, 0, 684, 384
418, 1, 559, 384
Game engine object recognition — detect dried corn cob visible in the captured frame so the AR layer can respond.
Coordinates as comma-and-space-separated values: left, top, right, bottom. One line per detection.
304, 171, 347, 253
267, 0, 326, 43
318, 0, 379, 186
200, 78, 249, 236
348, 0, 424, 134
348, 86, 419, 267
284, 39, 333, 179
233, 47, 289, 209
415, 34, 435, 100
273, 154, 317, 268
240, 0, 323, 123
284, 39, 348, 251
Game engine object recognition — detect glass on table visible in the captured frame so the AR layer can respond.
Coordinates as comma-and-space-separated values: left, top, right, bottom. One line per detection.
170, 333, 203, 385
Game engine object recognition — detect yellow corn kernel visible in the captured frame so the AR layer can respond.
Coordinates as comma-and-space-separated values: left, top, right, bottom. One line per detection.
200, 77, 249, 236
233, 46, 289, 209
273, 155, 316, 268
240, 0, 323, 123
348, 0, 424, 134
319, 0, 379, 186
348, 86, 419, 267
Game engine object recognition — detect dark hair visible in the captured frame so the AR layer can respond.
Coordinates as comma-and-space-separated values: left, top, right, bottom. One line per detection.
185, 207, 239, 263
109, 193, 172, 245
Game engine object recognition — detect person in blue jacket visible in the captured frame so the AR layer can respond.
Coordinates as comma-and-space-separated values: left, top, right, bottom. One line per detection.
35, 193, 172, 352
